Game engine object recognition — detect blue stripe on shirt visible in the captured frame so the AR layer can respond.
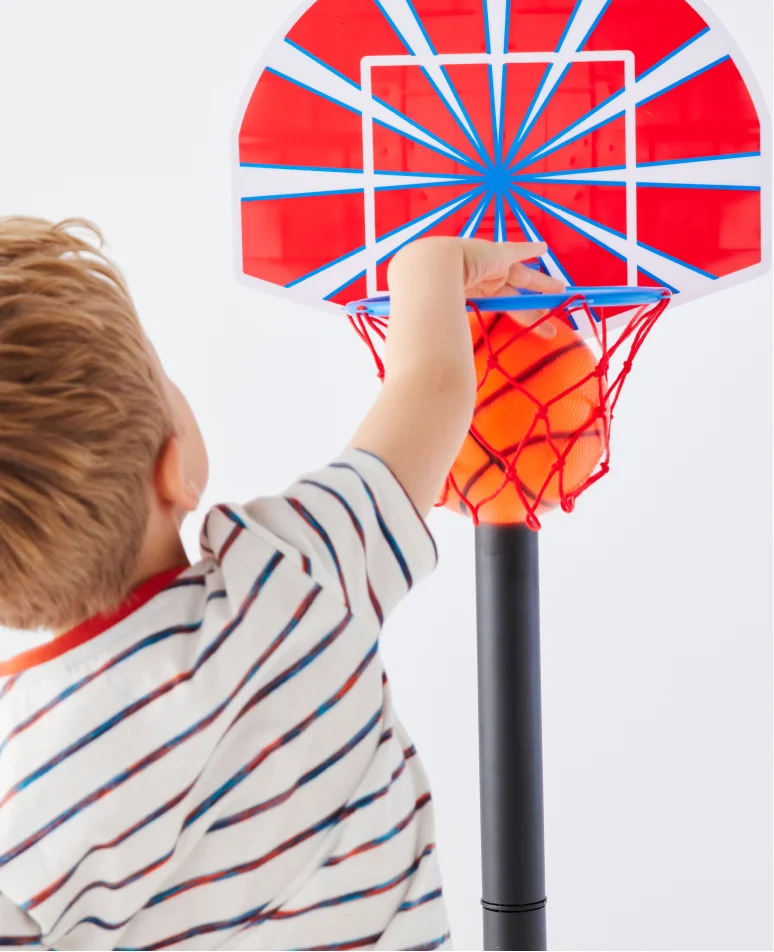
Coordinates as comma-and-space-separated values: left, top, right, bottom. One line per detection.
45, 845, 177, 936
227, 609, 353, 734
113, 898, 269, 951
209, 706, 382, 833
398, 887, 443, 912
216, 504, 247, 530
323, 792, 430, 867
300, 479, 384, 624
352, 449, 438, 563
119, 844, 436, 950
328, 746, 412, 830
180, 634, 376, 833
218, 522, 243, 561
286, 497, 350, 608
294, 933, 383, 951
300, 479, 366, 545
330, 462, 414, 588
402, 932, 450, 951
262, 843, 436, 919
24, 784, 195, 912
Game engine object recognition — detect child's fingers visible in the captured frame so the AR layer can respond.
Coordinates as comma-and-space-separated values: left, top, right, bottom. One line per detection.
508, 308, 557, 339
461, 239, 548, 287
461, 241, 564, 340
462, 238, 546, 261
485, 284, 557, 339
463, 240, 564, 293
509, 260, 565, 295
496, 240, 548, 261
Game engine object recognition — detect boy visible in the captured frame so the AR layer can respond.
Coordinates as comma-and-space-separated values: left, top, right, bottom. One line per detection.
0, 217, 561, 950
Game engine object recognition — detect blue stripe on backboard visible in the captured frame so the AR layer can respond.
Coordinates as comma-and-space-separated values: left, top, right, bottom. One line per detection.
325, 269, 367, 302
636, 26, 710, 82
637, 266, 679, 294
285, 242, 367, 288
283, 38, 362, 90
637, 56, 730, 109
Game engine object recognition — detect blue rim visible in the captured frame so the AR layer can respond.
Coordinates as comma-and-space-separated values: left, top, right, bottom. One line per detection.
345, 286, 671, 317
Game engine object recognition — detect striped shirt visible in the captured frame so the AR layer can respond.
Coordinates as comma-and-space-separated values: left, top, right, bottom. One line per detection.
0, 451, 450, 951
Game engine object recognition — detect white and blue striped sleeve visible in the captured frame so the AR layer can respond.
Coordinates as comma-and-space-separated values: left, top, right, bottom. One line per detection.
242, 449, 438, 626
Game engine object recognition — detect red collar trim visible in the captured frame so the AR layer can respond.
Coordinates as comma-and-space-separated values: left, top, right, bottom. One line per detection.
0, 567, 186, 677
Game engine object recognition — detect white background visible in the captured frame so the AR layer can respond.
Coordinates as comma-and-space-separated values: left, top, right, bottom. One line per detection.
0, 1, 771, 949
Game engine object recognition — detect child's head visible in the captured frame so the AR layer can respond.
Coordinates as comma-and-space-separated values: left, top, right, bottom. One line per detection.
0, 217, 208, 632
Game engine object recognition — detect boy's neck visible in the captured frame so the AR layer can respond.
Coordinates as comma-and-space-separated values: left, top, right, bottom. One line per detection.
131, 503, 191, 591
133, 529, 190, 588
52, 523, 190, 638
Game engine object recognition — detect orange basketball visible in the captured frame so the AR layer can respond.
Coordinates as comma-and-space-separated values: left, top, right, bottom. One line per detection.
443, 310, 608, 526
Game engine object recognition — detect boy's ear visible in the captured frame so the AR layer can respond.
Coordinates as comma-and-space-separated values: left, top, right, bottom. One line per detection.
155, 436, 200, 513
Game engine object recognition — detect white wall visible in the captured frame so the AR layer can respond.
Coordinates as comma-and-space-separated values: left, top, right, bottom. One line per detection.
0, 1, 770, 949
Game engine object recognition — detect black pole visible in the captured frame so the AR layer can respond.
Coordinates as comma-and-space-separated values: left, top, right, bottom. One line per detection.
475, 523, 547, 951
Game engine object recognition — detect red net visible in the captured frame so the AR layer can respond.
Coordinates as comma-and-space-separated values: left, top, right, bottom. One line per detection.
348, 291, 670, 530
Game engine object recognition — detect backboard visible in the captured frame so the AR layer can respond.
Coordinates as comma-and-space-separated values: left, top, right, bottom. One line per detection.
233, 0, 770, 330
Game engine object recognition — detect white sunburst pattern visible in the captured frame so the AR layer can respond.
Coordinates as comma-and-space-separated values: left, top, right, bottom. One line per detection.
235, 0, 768, 320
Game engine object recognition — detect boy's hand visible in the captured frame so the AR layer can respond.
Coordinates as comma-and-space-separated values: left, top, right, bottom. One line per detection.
349, 237, 565, 515
459, 238, 564, 339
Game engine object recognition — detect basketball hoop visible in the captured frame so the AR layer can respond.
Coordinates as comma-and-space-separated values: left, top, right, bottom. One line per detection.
346, 285, 671, 530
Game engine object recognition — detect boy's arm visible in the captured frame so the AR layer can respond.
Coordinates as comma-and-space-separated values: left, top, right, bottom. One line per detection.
348, 237, 565, 515
226, 239, 563, 627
